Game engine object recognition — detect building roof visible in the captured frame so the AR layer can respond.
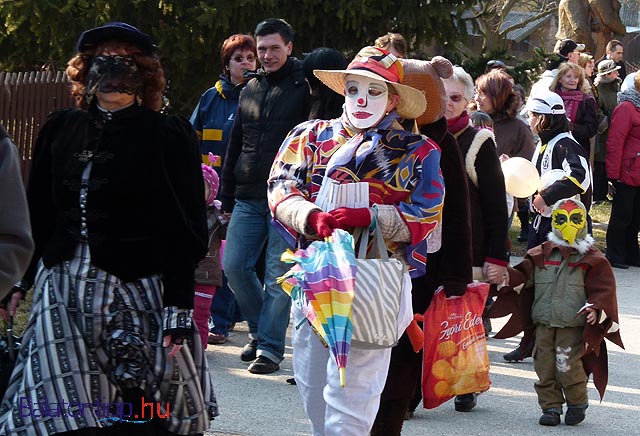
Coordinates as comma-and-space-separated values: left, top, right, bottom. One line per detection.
621, 1, 640, 33
500, 11, 553, 42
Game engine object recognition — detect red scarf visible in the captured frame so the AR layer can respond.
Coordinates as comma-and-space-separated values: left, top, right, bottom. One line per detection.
447, 111, 470, 135
555, 88, 584, 123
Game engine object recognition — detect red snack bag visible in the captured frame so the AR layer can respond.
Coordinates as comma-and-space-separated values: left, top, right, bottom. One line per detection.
421, 282, 491, 409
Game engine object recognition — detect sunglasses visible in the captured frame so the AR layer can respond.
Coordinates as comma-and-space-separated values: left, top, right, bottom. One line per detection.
447, 94, 466, 103
231, 55, 256, 63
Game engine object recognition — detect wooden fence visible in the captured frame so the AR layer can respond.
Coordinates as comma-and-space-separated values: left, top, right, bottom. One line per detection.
0, 71, 75, 184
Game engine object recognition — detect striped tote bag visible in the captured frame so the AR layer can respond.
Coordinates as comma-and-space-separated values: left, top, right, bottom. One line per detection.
351, 226, 406, 349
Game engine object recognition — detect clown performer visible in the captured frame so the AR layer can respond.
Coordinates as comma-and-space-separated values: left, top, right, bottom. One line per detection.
489, 198, 623, 427
267, 46, 444, 435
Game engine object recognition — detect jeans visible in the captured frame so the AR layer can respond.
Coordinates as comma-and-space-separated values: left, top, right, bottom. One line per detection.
222, 198, 292, 363
209, 273, 243, 336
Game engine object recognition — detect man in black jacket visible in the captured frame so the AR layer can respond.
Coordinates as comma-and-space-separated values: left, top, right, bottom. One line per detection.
596, 39, 627, 80
220, 18, 310, 374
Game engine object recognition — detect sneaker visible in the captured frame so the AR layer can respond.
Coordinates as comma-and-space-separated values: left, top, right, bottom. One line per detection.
208, 333, 228, 345
539, 411, 560, 426
240, 339, 258, 362
248, 355, 280, 374
503, 340, 533, 362
454, 393, 477, 412
565, 406, 586, 426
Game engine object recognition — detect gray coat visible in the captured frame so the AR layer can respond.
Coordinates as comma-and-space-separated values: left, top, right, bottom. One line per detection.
0, 126, 34, 299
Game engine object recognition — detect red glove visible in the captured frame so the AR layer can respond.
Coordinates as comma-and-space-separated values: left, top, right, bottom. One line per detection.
329, 207, 371, 229
308, 211, 339, 238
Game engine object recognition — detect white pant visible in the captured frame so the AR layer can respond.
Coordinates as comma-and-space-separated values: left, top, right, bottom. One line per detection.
292, 306, 392, 436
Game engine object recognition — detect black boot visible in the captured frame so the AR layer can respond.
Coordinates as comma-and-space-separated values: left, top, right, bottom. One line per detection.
503, 329, 534, 362
539, 410, 561, 426
517, 206, 530, 242
454, 393, 478, 412
565, 405, 587, 425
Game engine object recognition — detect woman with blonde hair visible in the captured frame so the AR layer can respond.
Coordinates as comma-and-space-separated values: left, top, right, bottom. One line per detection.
549, 62, 598, 155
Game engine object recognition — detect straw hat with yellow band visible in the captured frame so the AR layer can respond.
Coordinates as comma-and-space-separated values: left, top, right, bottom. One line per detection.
313, 46, 427, 120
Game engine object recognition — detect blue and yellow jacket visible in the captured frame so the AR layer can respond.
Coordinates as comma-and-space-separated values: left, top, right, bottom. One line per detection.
190, 75, 244, 172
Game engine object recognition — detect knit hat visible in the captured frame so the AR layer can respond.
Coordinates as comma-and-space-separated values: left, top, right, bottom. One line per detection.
314, 46, 426, 120
485, 59, 507, 72
201, 154, 220, 206
597, 59, 621, 76
76, 22, 156, 55
525, 90, 565, 115
400, 57, 453, 126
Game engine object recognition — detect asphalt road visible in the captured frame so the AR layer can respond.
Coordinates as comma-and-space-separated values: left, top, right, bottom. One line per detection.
204, 262, 640, 436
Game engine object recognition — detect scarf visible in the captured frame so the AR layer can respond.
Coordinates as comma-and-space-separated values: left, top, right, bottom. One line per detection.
617, 88, 640, 108
446, 111, 470, 135
555, 88, 584, 123
325, 110, 400, 175
594, 75, 618, 86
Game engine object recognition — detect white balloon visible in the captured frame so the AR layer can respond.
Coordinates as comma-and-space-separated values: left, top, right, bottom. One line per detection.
501, 157, 540, 198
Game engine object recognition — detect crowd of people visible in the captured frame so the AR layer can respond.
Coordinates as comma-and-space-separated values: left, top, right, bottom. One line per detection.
0, 18, 633, 436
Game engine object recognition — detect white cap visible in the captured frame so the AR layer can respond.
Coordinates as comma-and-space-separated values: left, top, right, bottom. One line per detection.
525, 90, 565, 115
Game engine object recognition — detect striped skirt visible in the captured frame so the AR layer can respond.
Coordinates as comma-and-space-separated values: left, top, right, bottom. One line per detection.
0, 243, 217, 435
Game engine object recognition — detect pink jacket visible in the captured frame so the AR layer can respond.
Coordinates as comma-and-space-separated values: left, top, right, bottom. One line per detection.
607, 100, 640, 186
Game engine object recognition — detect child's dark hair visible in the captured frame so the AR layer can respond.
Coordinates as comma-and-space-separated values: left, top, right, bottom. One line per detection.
470, 110, 494, 129
532, 113, 571, 136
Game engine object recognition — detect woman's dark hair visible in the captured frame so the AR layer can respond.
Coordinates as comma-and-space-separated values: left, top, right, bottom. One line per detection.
220, 34, 257, 76
66, 39, 166, 111
475, 69, 521, 118
303, 47, 347, 120
533, 112, 571, 139
255, 18, 294, 44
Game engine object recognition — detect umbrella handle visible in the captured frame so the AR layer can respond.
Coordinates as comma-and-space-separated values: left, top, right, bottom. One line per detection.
339, 367, 346, 388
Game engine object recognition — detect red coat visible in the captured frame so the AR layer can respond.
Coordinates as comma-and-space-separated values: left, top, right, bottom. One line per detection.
606, 100, 640, 186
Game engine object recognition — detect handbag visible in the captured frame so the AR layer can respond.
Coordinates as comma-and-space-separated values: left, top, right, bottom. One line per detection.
421, 282, 491, 409
350, 226, 407, 349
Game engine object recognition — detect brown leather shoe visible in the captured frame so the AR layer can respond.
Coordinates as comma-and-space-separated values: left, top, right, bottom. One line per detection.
208, 333, 228, 345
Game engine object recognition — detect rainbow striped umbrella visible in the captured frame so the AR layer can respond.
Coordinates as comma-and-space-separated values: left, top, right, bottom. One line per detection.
279, 229, 356, 386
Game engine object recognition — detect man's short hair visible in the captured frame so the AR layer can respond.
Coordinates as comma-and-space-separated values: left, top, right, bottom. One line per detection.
606, 39, 623, 53
255, 18, 294, 44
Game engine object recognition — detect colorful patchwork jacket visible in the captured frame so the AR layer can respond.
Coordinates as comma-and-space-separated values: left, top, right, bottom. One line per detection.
267, 116, 444, 277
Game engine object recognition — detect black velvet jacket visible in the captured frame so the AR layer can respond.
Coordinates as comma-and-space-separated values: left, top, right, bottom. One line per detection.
23, 103, 208, 308
220, 57, 310, 212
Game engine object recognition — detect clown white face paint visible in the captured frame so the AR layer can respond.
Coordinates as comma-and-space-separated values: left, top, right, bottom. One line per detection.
345, 74, 389, 129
